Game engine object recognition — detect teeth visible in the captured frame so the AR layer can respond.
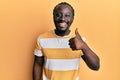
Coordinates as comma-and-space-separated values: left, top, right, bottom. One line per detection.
59, 22, 66, 27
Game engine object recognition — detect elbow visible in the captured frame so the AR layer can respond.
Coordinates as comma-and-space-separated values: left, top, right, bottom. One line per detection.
88, 64, 100, 71
91, 57, 100, 71
92, 64, 100, 71
90, 61, 100, 71
88, 60, 100, 71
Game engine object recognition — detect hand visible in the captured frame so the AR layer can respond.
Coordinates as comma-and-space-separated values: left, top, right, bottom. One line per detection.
69, 28, 85, 50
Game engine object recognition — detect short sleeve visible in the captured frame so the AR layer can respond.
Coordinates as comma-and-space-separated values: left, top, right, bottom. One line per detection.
82, 37, 86, 42
34, 37, 43, 57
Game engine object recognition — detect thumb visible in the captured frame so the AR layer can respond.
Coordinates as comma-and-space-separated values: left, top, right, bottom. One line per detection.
75, 28, 79, 36
75, 28, 82, 39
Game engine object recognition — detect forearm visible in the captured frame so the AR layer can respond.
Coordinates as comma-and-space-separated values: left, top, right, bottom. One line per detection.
33, 56, 44, 80
68, 28, 100, 70
33, 63, 43, 80
81, 42, 100, 70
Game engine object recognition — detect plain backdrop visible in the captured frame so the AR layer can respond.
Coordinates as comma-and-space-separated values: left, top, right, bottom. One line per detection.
0, 0, 120, 80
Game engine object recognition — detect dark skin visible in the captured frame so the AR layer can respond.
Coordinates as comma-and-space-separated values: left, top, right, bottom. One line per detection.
33, 5, 100, 80
53, 5, 74, 36
33, 56, 44, 80
69, 28, 100, 70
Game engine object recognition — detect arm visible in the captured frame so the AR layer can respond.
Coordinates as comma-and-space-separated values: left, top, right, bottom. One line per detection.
69, 28, 100, 70
33, 56, 44, 80
81, 42, 100, 70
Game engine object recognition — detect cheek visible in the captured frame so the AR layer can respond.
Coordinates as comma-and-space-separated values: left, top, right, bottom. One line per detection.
53, 16, 58, 21
53, 17, 57, 21
67, 19, 73, 24
67, 17, 73, 22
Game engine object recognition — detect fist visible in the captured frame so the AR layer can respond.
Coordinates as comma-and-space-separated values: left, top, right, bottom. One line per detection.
69, 28, 85, 50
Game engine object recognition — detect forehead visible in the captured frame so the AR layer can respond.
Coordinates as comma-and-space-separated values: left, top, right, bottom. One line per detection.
54, 5, 73, 13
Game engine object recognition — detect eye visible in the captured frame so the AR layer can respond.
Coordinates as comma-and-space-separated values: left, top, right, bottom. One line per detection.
55, 13, 62, 18
65, 14, 70, 18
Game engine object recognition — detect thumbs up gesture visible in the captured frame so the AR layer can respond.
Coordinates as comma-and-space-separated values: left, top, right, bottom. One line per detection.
69, 28, 85, 50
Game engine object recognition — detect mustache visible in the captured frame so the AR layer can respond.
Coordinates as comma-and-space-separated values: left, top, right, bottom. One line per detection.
57, 21, 69, 24
57, 20, 66, 23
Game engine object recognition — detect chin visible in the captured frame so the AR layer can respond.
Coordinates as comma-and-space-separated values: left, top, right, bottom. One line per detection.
57, 29, 67, 33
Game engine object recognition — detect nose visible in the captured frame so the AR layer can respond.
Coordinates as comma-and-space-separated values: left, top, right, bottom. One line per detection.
61, 17, 65, 21
59, 16, 65, 21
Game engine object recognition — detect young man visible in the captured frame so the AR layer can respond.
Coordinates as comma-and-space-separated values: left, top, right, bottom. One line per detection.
33, 2, 100, 80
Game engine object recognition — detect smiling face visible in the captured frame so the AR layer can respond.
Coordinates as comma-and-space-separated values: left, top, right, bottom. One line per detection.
53, 5, 74, 36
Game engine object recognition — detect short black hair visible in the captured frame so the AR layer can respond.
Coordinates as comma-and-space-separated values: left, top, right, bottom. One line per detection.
53, 2, 74, 16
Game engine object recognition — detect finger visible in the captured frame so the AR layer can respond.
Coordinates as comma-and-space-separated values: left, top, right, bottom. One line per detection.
75, 28, 83, 41
69, 38, 74, 45
69, 40, 76, 50
69, 38, 74, 42
75, 28, 80, 36
70, 46, 76, 50
75, 28, 82, 39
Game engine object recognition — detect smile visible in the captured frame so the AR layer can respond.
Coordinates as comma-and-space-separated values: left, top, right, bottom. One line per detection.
58, 22, 67, 27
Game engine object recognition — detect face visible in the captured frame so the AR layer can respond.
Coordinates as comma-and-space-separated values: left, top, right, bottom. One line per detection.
53, 5, 74, 34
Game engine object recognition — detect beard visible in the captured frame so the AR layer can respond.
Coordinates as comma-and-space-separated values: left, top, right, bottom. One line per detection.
56, 27, 67, 33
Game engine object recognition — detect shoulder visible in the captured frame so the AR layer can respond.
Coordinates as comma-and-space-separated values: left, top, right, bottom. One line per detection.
38, 30, 55, 38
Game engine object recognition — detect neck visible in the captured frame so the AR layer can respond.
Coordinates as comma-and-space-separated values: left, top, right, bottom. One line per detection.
55, 29, 71, 36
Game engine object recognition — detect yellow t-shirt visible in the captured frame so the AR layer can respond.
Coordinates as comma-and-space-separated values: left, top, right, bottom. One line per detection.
34, 30, 84, 80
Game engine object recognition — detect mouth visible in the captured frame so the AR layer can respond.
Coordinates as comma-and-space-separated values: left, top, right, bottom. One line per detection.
59, 22, 66, 27
57, 22, 67, 30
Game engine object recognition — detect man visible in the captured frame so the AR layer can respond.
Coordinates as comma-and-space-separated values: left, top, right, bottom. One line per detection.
33, 2, 100, 80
